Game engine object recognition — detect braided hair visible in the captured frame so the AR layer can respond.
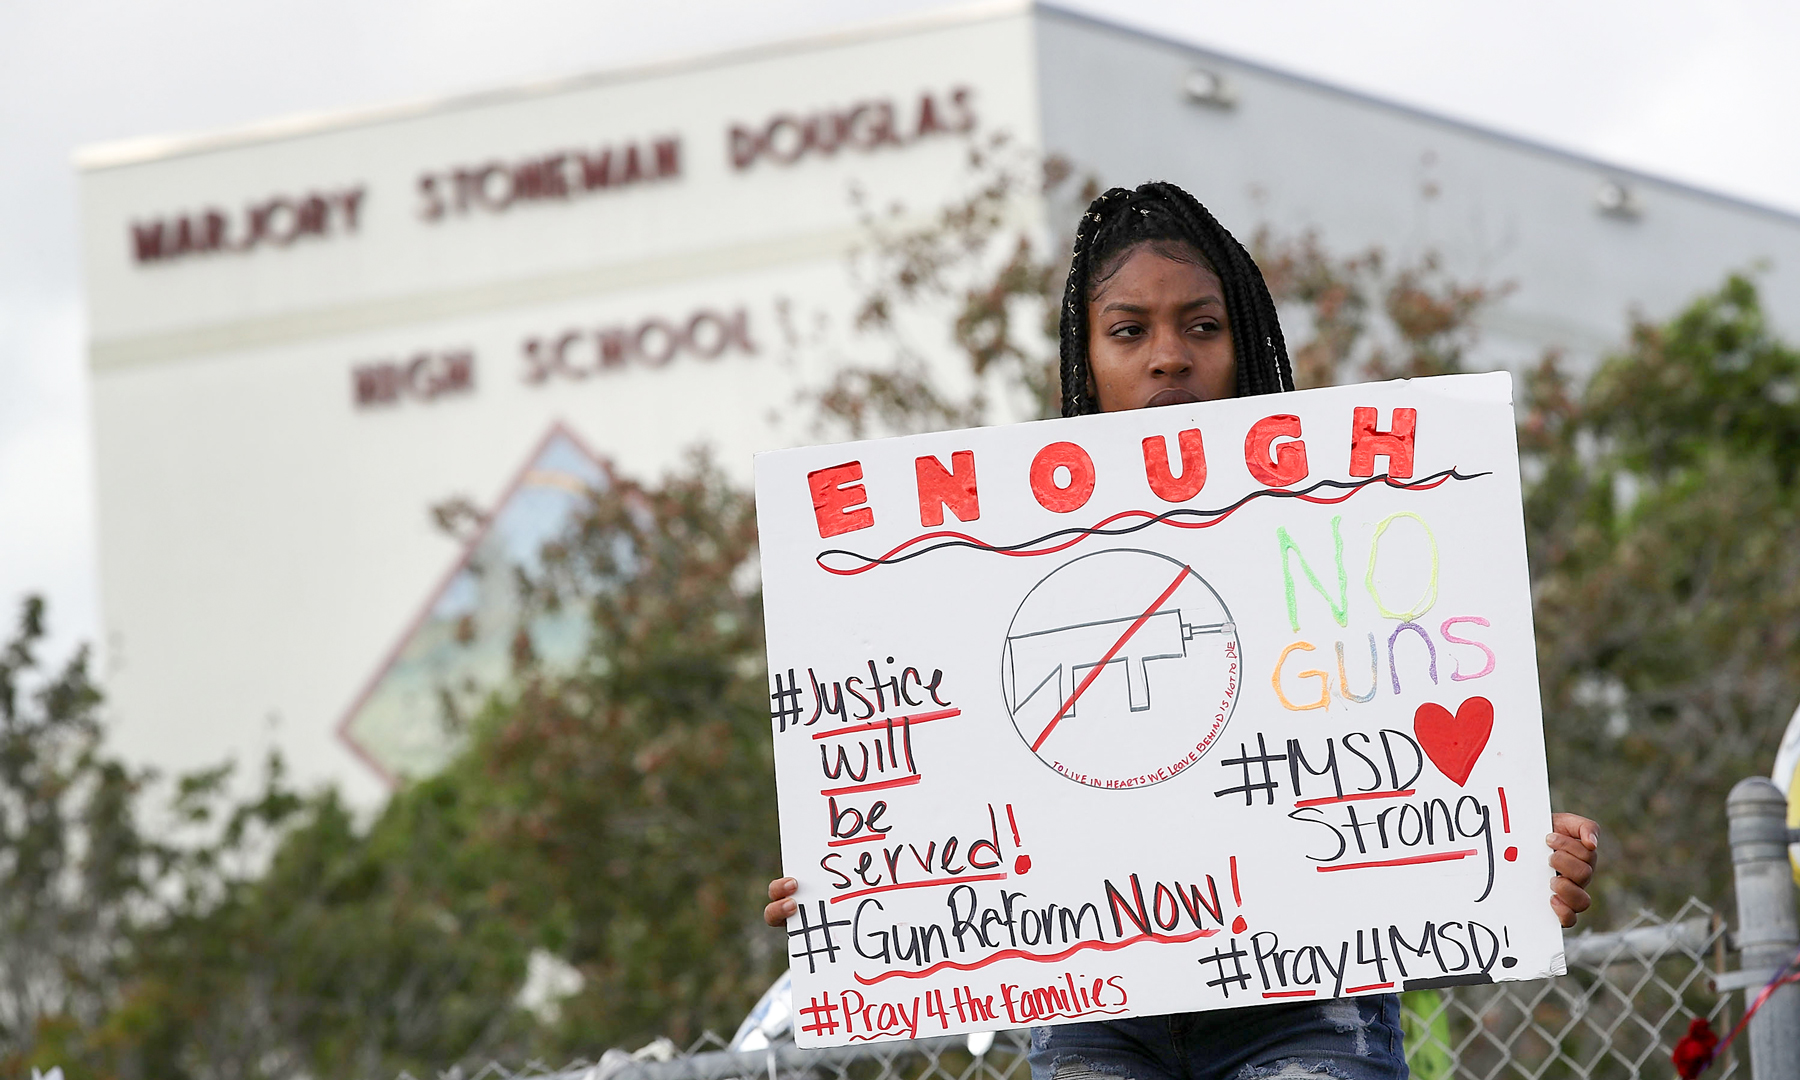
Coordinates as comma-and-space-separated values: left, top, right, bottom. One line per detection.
1059, 181, 1293, 416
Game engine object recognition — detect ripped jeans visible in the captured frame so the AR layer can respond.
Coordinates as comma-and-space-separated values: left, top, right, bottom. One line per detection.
1027, 995, 1407, 1080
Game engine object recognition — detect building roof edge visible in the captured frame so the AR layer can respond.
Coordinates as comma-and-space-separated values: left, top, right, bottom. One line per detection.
74, 0, 1031, 172
1037, 2, 1800, 230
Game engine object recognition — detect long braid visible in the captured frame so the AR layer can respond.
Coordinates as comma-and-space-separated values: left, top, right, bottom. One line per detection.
1058, 192, 1120, 417
1059, 182, 1292, 416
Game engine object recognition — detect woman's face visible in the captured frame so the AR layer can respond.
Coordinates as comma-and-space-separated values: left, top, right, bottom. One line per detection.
1085, 243, 1236, 412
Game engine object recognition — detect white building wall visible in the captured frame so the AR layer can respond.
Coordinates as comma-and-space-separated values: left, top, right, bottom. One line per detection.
81, 5, 1042, 806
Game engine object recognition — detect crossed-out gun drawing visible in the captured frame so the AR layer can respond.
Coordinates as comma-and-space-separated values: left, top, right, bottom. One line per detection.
1002, 609, 1231, 720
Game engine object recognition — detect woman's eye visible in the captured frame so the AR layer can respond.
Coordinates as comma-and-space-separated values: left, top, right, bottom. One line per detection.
1111, 323, 1144, 338
1189, 319, 1221, 334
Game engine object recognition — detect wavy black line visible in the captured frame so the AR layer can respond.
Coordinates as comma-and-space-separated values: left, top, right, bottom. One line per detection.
814, 467, 1490, 575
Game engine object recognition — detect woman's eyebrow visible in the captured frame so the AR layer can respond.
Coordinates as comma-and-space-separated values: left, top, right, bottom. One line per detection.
1099, 295, 1223, 315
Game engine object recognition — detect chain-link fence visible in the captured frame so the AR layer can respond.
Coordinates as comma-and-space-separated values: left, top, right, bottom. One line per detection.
1401, 898, 1735, 1079
399, 899, 1737, 1080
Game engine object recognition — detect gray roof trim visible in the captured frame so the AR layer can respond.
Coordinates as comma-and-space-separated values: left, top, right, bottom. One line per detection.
75, 0, 1030, 171
1037, 2, 1800, 230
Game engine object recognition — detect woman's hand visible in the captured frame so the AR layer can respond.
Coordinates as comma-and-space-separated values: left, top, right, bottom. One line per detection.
765, 876, 798, 927
1548, 813, 1600, 928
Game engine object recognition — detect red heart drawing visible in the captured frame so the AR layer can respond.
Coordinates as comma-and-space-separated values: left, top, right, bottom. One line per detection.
1413, 696, 1494, 786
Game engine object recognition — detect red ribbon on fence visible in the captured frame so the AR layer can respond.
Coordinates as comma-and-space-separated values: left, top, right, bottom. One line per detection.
1674, 946, 1800, 1078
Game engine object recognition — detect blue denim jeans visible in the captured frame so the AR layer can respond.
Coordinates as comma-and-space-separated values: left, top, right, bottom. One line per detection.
1027, 995, 1407, 1080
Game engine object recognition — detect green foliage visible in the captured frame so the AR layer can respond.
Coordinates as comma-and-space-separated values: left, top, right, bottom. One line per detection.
494, 450, 778, 1049
807, 159, 1511, 441
110, 777, 541, 1079
1524, 274, 1800, 913
1253, 230, 1504, 388
0, 596, 139, 1078
74, 454, 777, 1077
1591, 274, 1800, 484
806, 136, 1082, 437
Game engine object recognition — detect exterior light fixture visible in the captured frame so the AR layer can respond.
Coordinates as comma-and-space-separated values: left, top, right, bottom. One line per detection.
1183, 68, 1237, 108
1595, 179, 1642, 219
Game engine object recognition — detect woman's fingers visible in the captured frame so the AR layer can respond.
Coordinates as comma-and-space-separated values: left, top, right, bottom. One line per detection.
1550, 812, 1600, 852
764, 877, 799, 927
1547, 835, 1597, 888
1549, 894, 1576, 929
764, 898, 797, 927
1544, 815, 1599, 929
1549, 874, 1591, 928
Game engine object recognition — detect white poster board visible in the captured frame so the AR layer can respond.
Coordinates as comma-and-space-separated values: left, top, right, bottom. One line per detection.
755, 373, 1565, 1046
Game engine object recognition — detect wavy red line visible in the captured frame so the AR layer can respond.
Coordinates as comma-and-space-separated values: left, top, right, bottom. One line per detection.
828, 871, 1007, 904
843, 1008, 1131, 1041
853, 927, 1215, 985
820, 774, 921, 798
812, 709, 960, 740
817, 474, 1453, 576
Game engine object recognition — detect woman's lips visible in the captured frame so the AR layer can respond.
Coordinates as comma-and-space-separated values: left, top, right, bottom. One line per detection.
1145, 387, 1201, 408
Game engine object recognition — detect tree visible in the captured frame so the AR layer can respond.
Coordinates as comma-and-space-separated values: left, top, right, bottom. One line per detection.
0, 591, 332, 1080
1252, 230, 1502, 388
83, 452, 774, 1078
805, 139, 1507, 439
0, 597, 143, 1077
803, 134, 1078, 438
104, 773, 537, 1079
487, 449, 777, 1051
1524, 274, 1800, 913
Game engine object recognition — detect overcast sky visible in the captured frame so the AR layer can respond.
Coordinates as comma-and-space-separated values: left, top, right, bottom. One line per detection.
3, 0, 1798, 667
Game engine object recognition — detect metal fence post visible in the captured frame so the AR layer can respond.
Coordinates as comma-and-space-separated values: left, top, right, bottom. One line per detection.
1728, 776, 1800, 1078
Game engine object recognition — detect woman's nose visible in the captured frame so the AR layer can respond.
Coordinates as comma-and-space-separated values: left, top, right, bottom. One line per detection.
1148, 331, 1193, 378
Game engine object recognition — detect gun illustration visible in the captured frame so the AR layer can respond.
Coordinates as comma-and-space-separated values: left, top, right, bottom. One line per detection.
1003, 609, 1229, 718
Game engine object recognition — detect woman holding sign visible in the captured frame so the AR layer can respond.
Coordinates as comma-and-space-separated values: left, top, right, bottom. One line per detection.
766, 181, 1599, 1079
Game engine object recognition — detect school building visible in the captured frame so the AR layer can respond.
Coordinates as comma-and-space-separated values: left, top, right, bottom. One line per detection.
77, 0, 1800, 806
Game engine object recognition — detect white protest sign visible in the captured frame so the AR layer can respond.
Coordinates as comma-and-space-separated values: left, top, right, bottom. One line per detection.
755, 372, 1565, 1047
